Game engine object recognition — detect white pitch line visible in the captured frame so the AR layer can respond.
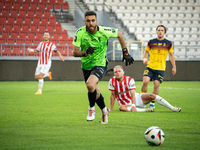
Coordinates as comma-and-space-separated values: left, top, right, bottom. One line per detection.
138, 86, 200, 91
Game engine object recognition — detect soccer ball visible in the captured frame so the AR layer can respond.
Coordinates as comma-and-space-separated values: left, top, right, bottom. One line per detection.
144, 126, 165, 146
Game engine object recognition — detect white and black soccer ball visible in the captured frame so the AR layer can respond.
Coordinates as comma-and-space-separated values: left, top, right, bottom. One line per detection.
144, 126, 165, 146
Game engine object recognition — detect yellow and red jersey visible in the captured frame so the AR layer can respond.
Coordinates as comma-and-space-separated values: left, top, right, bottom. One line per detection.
145, 38, 173, 71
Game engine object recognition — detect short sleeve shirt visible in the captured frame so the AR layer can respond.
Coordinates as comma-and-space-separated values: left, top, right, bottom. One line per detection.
109, 75, 136, 105
145, 38, 173, 71
36, 41, 57, 65
72, 25, 118, 70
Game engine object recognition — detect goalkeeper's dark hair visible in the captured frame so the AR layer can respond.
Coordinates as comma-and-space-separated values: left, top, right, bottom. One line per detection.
84, 11, 97, 18
156, 25, 167, 33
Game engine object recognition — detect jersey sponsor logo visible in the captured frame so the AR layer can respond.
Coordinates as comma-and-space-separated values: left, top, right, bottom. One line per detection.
104, 28, 111, 31
158, 43, 162, 45
116, 89, 130, 95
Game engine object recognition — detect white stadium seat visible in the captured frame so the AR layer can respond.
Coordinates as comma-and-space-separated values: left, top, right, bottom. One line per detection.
92, 0, 200, 52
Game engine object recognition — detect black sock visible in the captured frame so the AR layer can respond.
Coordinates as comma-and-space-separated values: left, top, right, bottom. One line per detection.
96, 94, 105, 109
88, 90, 97, 108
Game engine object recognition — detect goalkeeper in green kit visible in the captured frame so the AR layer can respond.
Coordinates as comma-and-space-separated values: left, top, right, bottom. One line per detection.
72, 11, 134, 124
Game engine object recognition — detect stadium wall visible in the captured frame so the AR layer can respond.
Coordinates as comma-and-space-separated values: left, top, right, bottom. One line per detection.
0, 60, 200, 81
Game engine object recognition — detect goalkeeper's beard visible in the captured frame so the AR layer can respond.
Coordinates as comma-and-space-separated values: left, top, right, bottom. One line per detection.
87, 25, 97, 34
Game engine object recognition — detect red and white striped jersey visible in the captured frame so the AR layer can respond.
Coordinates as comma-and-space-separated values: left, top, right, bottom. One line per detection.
36, 41, 57, 65
109, 75, 136, 105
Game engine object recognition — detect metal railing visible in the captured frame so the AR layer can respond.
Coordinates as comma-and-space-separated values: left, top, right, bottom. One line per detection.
0, 44, 75, 60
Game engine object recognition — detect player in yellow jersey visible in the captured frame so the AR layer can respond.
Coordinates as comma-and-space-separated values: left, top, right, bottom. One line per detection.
141, 25, 176, 109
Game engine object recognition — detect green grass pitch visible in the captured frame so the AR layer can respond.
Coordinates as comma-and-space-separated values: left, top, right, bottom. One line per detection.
0, 81, 199, 150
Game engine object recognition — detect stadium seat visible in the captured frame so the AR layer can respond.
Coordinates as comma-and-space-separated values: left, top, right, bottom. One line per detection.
1, 31, 9, 39
10, 32, 19, 39
19, 32, 27, 39
16, 38, 24, 44
4, 24, 12, 32
15, 17, 23, 24
12, 2, 21, 9
29, 25, 38, 32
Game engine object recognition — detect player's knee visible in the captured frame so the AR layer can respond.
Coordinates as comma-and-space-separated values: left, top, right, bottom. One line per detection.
86, 81, 95, 91
143, 80, 149, 86
149, 94, 156, 100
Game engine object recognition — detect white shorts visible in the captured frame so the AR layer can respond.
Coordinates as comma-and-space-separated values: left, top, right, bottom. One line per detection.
35, 61, 51, 75
135, 93, 147, 107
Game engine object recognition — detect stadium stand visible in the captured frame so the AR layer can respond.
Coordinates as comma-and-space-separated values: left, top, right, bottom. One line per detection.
83, 0, 200, 59
0, 0, 73, 57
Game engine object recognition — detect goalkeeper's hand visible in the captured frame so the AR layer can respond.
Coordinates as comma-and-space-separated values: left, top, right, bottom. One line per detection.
86, 45, 95, 55
122, 48, 134, 66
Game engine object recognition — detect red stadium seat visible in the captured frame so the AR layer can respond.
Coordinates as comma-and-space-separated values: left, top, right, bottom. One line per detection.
60, 39, 66, 45
13, 46, 23, 56
0, 38, 6, 43
0, 16, 6, 24
37, 3, 45, 10
19, 32, 27, 39
2, 46, 12, 56
1, 32, 9, 39
24, 17, 32, 24
4, 24, 12, 32
35, 10, 43, 17
7, 39, 15, 44
21, 24, 30, 32
62, 1, 69, 12
6, 17, 15, 24
54, 4, 61, 11
45, 3, 53, 10
13, 2, 21, 9
18, 10, 26, 17
42, 10, 51, 17
38, 25, 46, 32
34, 39, 41, 44
55, 24, 62, 32
40, 18, 48, 25
28, 32, 35, 39
26, 39, 33, 44
52, 32, 60, 39
48, 17, 57, 25
16, 38, 24, 44
61, 32, 68, 39
3, 2, 12, 9
10, 32, 19, 39
33, 17, 40, 24
9, 9, 19, 17
30, 3, 37, 10
26, 10, 35, 17
36, 32, 43, 39
29, 25, 38, 32
47, 25, 54, 32
22, 3, 30, 9
15, 17, 23, 24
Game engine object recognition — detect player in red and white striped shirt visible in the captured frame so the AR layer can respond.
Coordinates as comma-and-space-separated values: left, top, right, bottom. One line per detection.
28, 31, 65, 95
109, 65, 181, 112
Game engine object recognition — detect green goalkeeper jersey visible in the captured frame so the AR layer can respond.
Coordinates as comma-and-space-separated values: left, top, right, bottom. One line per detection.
72, 25, 118, 70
